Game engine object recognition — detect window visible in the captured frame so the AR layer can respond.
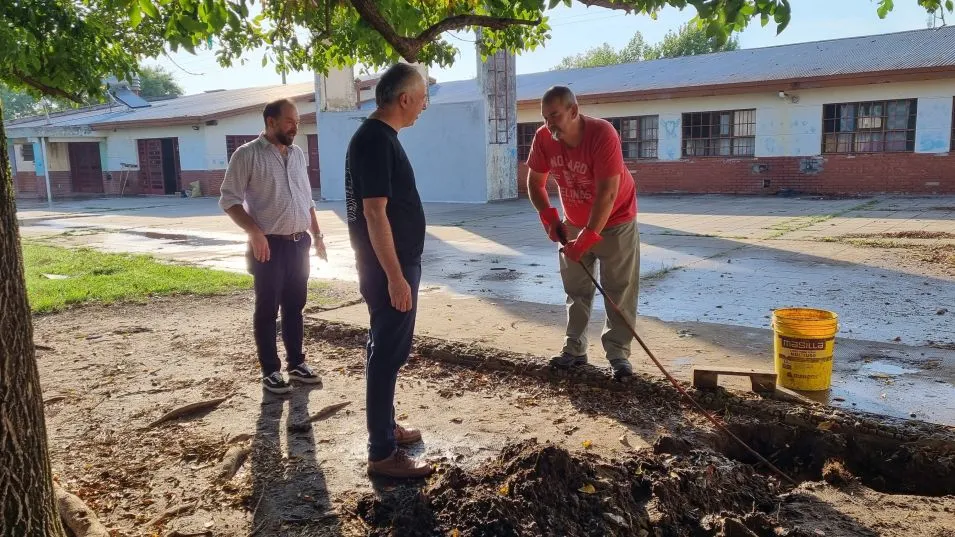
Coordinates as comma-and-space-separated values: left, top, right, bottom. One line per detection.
682, 110, 756, 157
608, 115, 658, 159
226, 135, 259, 162
21, 144, 35, 162
822, 99, 917, 154
517, 122, 542, 162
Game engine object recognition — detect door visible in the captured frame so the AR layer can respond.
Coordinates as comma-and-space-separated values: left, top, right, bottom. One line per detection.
67, 142, 104, 193
137, 137, 181, 195
137, 138, 165, 195
306, 134, 320, 190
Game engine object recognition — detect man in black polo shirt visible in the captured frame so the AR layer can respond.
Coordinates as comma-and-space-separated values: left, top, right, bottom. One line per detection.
345, 63, 431, 479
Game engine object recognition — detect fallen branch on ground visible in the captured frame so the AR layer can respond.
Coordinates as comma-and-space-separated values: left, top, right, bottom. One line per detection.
164, 530, 212, 537
147, 502, 197, 527
228, 433, 254, 444
45, 395, 68, 404
215, 444, 251, 483
309, 401, 351, 422
146, 396, 231, 428
54, 483, 110, 537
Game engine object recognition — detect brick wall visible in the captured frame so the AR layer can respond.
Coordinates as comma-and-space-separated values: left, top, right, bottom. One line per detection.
103, 170, 140, 196
13, 171, 72, 199
49, 171, 73, 197
180, 170, 226, 197
14, 172, 40, 197
516, 153, 955, 196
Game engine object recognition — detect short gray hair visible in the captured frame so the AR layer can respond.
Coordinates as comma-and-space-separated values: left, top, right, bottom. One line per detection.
375, 63, 423, 107
541, 85, 577, 107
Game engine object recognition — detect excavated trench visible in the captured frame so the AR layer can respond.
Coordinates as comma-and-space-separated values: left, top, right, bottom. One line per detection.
307, 320, 955, 535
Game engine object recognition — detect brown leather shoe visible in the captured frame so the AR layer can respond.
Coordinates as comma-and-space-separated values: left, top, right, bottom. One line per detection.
367, 450, 433, 479
394, 423, 422, 445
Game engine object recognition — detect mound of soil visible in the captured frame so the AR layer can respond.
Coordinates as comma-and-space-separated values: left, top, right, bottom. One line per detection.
344, 439, 801, 537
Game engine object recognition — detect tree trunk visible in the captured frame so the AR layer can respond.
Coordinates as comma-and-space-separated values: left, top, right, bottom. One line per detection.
0, 101, 67, 536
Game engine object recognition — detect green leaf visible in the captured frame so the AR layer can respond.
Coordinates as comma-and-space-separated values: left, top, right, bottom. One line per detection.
547, 0, 561, 9
140, 0, 159, 18
129, 1, 143, 27
946, 0, 953, 11
179, 16, 209, 34
876, 0, 894, 19
760, 13, 770, 26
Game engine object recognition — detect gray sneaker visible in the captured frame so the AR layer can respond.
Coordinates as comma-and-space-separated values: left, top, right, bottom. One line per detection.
608, 358, 633, 380
549, 352, 588, 368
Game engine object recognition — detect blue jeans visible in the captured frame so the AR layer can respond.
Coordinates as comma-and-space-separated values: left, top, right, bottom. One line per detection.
358, 261, 421, 462
248, 234, 311, 375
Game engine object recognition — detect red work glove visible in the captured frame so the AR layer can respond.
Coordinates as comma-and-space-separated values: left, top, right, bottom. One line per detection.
538, 207, 566, 243
562, 228, 602, 262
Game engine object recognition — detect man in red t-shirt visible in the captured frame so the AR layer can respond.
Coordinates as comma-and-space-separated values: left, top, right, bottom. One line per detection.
525, 85, 639, 380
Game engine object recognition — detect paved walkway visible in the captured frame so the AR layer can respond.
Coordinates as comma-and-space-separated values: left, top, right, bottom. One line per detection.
16, 193, 955, 424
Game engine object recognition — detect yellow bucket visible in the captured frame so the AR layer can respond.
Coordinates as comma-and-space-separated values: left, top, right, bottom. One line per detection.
771, 308, 839, 391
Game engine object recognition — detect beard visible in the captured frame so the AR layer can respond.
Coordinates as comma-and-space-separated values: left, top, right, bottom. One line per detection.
276, 130, 295, 146
549, 128, 561, 141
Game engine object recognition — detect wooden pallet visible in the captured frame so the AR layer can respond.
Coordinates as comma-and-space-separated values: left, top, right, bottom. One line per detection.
692, 366, 777, 393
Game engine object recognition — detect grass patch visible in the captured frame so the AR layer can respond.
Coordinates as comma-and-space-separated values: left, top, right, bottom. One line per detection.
23, 243, 252, 313
764, 200, 880, 240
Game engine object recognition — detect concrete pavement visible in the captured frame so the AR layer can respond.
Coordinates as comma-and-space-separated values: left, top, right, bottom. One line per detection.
16, 193, 955, 424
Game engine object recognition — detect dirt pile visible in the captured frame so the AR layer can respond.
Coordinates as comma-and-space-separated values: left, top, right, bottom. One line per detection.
342, 439, 815, 537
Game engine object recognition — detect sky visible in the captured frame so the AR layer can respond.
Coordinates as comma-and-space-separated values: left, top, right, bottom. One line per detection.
150, 0, 940, 96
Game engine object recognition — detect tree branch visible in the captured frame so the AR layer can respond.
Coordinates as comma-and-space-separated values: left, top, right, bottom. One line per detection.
414, 14, 540, 47
575, 0, 636, 12
11, 70, 82, 103
348, 0, 540, 62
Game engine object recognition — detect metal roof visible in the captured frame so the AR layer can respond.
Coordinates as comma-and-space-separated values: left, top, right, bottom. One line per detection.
508, 26, 955, 101
425, 26, 955, 106
5, 81, 315, 131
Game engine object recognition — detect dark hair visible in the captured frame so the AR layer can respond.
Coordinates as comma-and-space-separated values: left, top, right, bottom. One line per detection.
541, 85, 577, 107
263, 98, 295, 124
375, 63, 423, 107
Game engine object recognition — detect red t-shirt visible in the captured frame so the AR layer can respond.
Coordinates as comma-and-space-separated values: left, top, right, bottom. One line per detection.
526, 116, 637, 229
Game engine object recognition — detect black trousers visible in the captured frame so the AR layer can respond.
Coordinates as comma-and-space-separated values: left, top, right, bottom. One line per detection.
358, 261, 421, 461
248, 234, 311, 375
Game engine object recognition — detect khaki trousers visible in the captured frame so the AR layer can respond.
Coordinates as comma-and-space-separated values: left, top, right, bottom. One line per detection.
559, 219, 640, 361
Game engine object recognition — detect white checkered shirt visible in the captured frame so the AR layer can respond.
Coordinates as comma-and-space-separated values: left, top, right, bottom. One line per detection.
218, 134, 315, 235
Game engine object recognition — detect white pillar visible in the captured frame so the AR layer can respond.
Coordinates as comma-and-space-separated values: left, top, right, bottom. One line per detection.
476, 30, 518, 201
317, 66, 358, 111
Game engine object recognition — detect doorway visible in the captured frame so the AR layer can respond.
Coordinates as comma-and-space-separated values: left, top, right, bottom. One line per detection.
137, 138, 182, 195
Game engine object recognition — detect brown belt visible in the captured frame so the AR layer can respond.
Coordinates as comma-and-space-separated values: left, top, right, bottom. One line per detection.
267, 231, 308, 241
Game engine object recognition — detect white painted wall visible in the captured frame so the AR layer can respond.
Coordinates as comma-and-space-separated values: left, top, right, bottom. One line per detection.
915, 96, 954, 153
516, 80, 955, 159
318, 100, 489, 202
12, 143, 35, 172
316, 110, 364, 201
